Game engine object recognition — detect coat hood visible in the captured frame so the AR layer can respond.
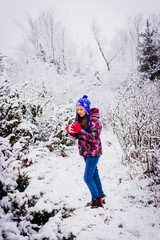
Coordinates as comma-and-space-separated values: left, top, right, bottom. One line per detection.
90, 108, 100, 119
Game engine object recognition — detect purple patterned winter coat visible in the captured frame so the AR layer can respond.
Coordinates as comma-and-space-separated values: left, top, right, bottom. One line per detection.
73, 108, 102, 157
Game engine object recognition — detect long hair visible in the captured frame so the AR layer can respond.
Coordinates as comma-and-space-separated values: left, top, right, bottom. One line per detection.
76, 113, 88, 131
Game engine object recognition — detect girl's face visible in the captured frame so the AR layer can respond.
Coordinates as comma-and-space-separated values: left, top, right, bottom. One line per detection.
77, 105, 86, 117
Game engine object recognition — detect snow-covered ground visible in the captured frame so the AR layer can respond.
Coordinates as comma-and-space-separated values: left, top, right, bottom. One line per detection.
1, 129, 159, 240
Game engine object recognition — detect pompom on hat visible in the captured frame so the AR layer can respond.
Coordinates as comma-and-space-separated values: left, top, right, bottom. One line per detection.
76, 95, 91, 132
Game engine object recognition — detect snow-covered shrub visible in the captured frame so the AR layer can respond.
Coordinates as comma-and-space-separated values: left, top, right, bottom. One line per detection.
43, 105, 76, 157
0, 76, 78, 237
0, 79, 41, 233
0, 80, 41, 147
0, 78, 75, 157
112, 76, 160, 178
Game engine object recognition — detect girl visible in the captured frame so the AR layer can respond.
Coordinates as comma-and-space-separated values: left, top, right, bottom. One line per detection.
66, 95, 105, 208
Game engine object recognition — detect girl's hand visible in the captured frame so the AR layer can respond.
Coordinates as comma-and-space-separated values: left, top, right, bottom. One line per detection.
66, 124, 75, 135
70, 121, 81, 134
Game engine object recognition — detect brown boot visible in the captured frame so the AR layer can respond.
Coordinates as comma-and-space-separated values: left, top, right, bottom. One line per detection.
91, 197, 103, 208
101, 194, 106, 204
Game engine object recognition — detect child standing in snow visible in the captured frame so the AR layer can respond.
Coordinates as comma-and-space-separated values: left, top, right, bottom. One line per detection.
66, 95, 105, 208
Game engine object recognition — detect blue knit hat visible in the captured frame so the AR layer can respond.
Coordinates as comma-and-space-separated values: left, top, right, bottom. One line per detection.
76, 95, 91, 132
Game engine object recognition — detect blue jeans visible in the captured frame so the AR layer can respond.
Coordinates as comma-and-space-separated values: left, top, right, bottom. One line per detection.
84, 156, 104, 200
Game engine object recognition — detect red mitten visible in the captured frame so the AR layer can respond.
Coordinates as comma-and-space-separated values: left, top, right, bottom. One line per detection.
70, 121, 81, 134
66, 124, 75, 135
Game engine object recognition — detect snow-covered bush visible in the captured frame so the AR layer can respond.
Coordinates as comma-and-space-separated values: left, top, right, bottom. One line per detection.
0, 80, 40, 146
112, 75, 160, 178
0, 77, 77, 238
44, 106, 76, 156
0, 79, 40, 223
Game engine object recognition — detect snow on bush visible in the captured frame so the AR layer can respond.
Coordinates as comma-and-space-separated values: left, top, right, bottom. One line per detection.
0, 75, 77, 238
112, 75, 160, 179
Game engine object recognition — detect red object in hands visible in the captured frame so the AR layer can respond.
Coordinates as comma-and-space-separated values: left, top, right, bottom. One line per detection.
66, 124, 75, 135
70, 121, 81, 133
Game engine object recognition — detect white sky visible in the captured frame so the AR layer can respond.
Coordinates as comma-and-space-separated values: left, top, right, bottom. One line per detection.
0, 0, 159, 56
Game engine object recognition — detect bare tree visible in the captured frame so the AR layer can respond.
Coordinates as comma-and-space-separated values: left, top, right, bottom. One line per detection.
18, 9, 78, 74
91, 20, 123, 71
